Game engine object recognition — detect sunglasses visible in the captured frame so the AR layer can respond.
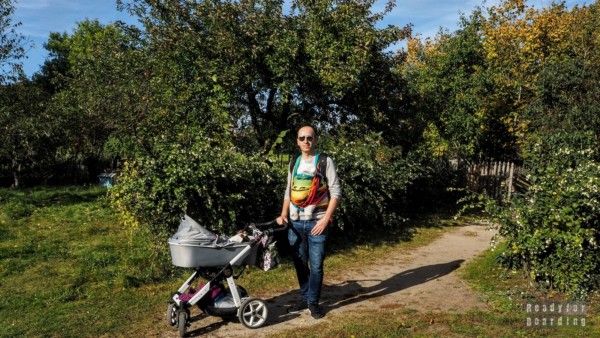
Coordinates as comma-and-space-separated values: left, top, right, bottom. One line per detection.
297, 135, 314, 142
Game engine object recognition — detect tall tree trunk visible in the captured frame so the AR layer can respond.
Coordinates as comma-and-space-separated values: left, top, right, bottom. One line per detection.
11, 158, 20, 188
246, 89, 266, 147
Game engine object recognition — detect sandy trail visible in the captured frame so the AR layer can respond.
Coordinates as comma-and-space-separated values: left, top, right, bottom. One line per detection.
163, 224, 496, 337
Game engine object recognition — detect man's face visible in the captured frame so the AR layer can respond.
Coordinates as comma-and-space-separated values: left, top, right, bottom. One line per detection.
297, 127, 316, 153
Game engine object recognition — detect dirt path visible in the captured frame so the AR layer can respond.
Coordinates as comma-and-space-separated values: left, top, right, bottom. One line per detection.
167, 224, 496, 337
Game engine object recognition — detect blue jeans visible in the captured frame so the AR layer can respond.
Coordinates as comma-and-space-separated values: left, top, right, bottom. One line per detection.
288, 219, 327, 305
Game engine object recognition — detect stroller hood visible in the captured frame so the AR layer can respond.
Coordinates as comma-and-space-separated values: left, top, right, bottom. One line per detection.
169, 214, 233, 247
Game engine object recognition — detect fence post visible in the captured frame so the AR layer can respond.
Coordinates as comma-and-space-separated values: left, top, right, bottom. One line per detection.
507, 162, 515, 201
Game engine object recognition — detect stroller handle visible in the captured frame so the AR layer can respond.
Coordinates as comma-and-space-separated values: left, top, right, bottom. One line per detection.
244, 219, 288, 234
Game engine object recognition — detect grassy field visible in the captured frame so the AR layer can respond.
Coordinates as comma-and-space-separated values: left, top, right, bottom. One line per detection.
0, 186, 169, 337
274, 245, 600, 337
0, 186, 458, 337
460, 244, 599, 337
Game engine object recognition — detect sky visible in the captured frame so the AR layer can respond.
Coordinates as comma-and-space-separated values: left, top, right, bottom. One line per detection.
12, 0, 593, 77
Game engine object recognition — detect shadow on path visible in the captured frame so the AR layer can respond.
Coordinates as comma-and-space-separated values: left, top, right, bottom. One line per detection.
184, 259, 463, 335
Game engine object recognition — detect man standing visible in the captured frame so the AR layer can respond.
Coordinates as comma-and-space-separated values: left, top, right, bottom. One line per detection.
276, 125, 341, 319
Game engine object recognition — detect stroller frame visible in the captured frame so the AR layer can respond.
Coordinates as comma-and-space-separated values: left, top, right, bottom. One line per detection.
166, 221, 282, 336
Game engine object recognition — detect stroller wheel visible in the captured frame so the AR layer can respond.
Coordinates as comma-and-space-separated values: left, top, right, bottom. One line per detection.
177, 310, 188, 337
238, 298, 268, 329
166, 302, 177, 327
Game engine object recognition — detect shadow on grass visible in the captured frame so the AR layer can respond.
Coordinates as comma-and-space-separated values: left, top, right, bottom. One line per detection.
182, 260, 463, 336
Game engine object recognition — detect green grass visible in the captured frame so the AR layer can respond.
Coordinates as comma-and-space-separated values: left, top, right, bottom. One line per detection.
460, 244, 600, 337
0, 187, 157, 336
273, 309, 528, 337
0, 186, 179, 337
0, 186, 458, 337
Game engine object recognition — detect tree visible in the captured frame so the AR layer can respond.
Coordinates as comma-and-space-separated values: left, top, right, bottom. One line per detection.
482, 0, 600, 153
0, 79, 51, 187
402, 0, 600, 162
0, 1, 36, 187
107, 0, 425, 260
524, 2, 600, 142
38, 20, 154, 178
0, 0, 24, 83
402, 10, 518, 161
119, 0, 411, 152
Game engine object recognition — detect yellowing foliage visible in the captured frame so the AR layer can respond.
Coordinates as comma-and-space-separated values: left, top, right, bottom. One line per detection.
484, 1, 572, 88
402, 0, 599, 160
482, 0, 595, 147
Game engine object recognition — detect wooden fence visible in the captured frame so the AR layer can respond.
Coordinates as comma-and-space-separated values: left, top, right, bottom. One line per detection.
466, 161, 526, 201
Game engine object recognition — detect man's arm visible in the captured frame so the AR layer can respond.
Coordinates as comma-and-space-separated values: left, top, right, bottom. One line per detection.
277, 199, 290, 225
311, 157, 341, 235
311, 197, 339, 235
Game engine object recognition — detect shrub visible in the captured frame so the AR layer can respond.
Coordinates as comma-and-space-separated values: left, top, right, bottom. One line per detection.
405, 154, 468, 212
494, 133, 600, 295
111, 135, 283, 236
111, 131, 423, 276
321, 132, 421, 238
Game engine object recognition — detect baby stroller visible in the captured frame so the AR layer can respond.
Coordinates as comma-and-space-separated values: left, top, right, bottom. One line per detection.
166, 215, 285, 337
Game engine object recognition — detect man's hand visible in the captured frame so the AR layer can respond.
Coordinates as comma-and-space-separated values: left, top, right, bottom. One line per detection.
276, 215, 288, 226
311, 217, 330, 236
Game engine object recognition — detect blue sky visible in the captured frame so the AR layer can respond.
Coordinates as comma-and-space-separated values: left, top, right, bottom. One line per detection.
13, 0, 592, 77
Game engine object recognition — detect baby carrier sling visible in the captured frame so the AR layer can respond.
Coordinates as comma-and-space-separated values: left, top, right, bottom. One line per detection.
289, 153, 329, 209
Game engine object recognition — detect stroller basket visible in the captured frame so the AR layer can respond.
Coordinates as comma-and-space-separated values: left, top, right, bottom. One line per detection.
168, 240, 257, 268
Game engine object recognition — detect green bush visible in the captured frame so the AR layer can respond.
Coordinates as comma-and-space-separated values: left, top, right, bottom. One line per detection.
321, 132, 421, 237
110, 134, 282, 236
495, 133, 600, 295
111, 131, 423, 255
110, 134, 284, 279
